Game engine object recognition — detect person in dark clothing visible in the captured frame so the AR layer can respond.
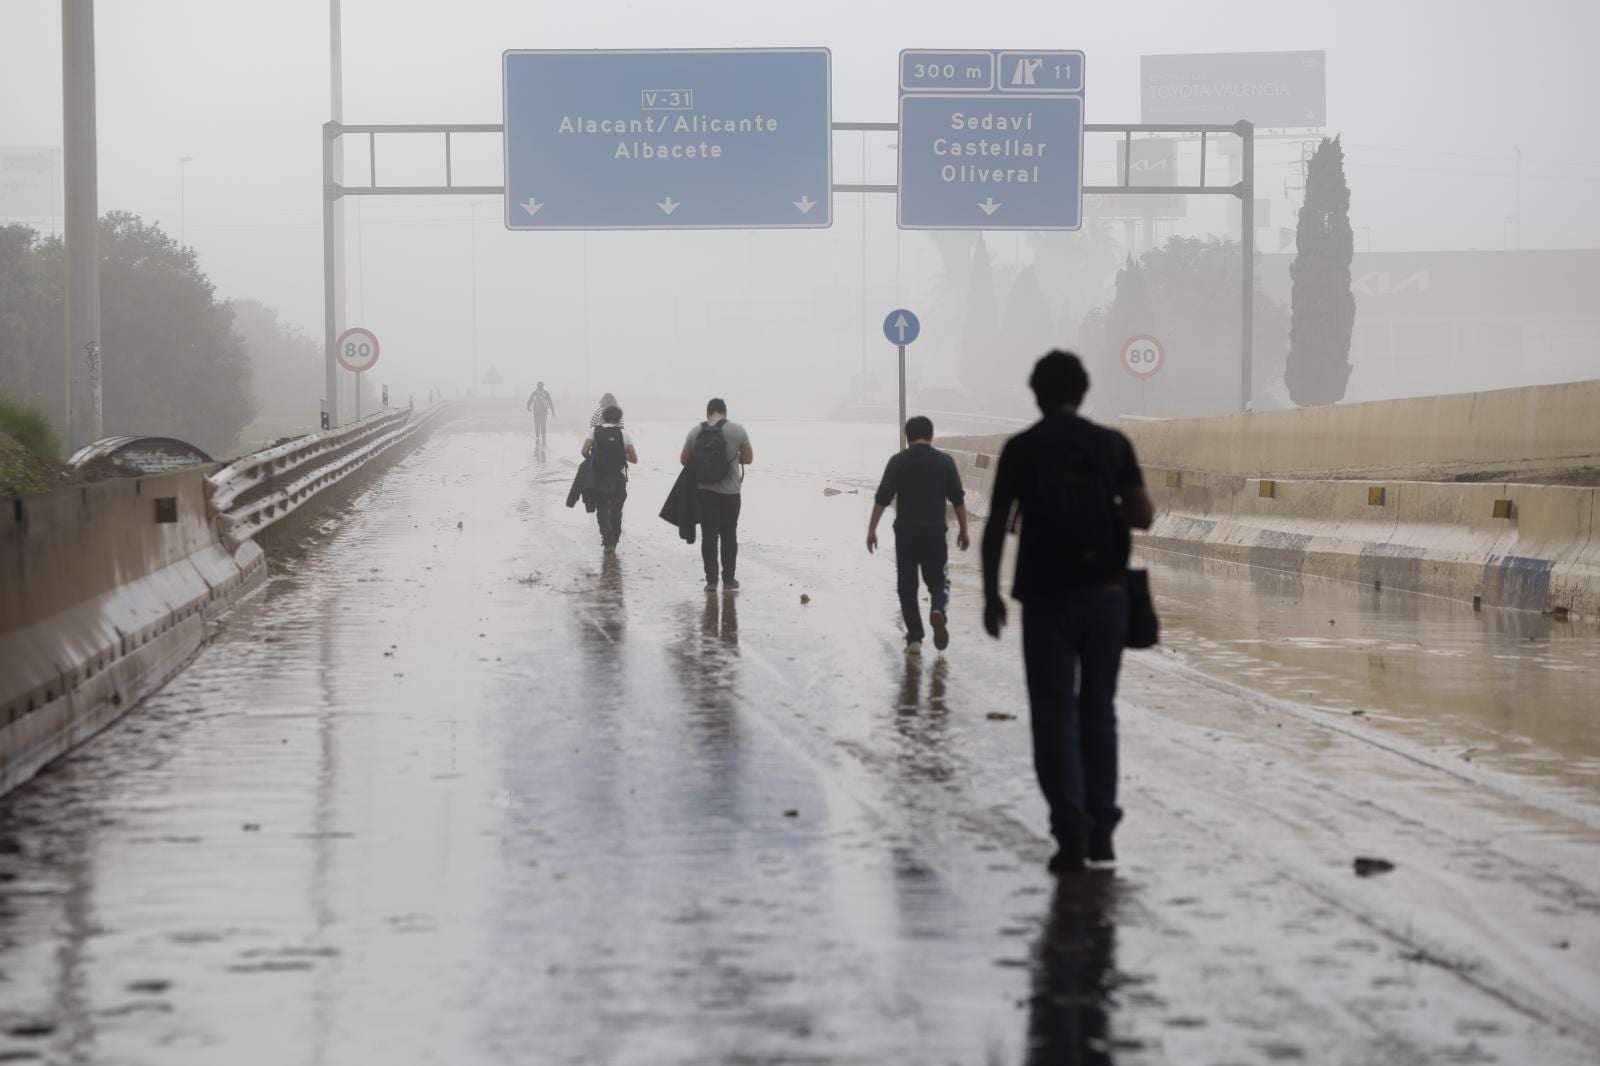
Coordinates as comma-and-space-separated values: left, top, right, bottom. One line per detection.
580, 405, 637, 552
681, 398, 753, 591
981, 351, 1154, 876
525, 381, 556, 445
867, 416, 971, 655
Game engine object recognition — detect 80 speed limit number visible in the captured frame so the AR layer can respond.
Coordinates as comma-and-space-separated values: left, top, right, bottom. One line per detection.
1120, 334, 1164, 379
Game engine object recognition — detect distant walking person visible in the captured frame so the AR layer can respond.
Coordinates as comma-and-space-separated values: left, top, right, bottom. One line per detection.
867, 416, 971, 656
590, 393, 622, 429
981, 351, 1154, 875
581, 404, 637, 552
525, 380, 556, 445
681, 398, 753, 591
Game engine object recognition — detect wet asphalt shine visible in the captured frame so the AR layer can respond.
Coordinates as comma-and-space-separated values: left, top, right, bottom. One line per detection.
1, 415, 1596, 1065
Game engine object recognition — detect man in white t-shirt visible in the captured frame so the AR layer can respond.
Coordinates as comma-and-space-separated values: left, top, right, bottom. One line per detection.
581, 404, 639, 552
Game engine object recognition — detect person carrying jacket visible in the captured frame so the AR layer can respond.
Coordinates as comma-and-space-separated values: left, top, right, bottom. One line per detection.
581, 404, 638, 552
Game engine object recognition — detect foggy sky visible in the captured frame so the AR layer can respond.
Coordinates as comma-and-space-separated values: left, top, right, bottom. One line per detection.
3, 0, 1599, 416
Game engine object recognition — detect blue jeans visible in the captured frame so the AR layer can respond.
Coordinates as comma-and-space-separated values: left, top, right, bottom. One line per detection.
1021, 584, 1128, 843
895, 530, 949, 644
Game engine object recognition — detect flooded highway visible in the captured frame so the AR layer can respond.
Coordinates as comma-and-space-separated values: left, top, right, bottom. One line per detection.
1, 414, 1596, 1065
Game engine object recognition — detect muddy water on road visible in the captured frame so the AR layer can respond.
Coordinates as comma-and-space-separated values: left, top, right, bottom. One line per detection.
1139, 548, 1600, 804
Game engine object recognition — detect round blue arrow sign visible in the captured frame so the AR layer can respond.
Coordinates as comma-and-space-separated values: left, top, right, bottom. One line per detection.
883, 309, 920, 346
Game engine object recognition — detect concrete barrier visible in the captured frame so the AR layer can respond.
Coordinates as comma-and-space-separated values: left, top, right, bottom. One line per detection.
0, 468, 265, 796
1135, 469, 1597, 615
940, 379, 1600, 484
1119, 379, 1600, 481
937, 439, 1597, 615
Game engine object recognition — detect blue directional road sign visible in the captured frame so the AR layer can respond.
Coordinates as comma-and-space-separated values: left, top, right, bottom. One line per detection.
503, 49, 832, 230
883, 309, 920, 346
898, 49, 1085, 231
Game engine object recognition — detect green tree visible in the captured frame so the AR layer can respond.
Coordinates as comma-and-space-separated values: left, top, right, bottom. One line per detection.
1286, 135, 1355, 405
1080, 238, 1287, 418
0, 225, 60, 436
1000, 264, 1056, 403
958, 234, 1000, 402
33, 212, 254, 453
232, 297, 321, 425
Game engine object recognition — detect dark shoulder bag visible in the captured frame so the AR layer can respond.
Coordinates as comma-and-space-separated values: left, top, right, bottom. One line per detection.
1125, 568, 1159, 649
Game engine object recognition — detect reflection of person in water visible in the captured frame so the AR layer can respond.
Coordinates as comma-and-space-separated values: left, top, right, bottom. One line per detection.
1025, 876, 1119, 1065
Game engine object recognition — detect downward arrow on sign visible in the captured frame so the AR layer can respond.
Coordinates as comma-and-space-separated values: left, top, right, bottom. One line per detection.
794, 195, 817, 214
521, 198, 543, 216
657, 197, 680, 215
978, 198, 1002, 216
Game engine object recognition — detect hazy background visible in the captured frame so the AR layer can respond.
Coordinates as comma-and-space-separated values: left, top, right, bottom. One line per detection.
3, 0, 1599, 439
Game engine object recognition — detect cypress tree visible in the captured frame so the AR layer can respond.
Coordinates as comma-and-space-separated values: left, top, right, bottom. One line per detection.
1286, 135, 1355, 405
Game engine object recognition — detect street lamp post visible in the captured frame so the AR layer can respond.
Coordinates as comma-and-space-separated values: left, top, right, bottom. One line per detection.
179, 155, 192, 245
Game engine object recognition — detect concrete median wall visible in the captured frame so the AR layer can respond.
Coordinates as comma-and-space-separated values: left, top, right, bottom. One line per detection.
938, 382, 1599, 613
1120, 379, 1600, 481
0, 468, 265, 797
1136, 470, 1597, 615
941, 379, 1600, 483
940, 445, 1597, 616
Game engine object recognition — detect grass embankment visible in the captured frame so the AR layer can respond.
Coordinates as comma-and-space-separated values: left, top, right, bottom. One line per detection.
0, 395, 71, 497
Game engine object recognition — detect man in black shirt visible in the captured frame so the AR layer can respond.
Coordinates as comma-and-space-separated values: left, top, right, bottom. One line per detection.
868, 416, 971, 655
981, 351, 1154, 874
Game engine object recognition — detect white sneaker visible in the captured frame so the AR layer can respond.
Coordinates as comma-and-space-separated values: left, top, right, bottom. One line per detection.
905, 641, 922, 656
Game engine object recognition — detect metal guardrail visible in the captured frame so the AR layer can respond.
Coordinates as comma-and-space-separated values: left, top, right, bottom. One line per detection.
209, 404, 447, 549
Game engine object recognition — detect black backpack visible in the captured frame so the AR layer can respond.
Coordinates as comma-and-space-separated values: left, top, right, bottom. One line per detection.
693, 421, 731, 484
591, 426, 627, 485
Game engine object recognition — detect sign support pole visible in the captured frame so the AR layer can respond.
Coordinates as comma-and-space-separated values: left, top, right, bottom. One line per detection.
322, 122, 339, 430
897, 344, 907, 451
1240, 120, 1255, 412
62, 0, 102, 450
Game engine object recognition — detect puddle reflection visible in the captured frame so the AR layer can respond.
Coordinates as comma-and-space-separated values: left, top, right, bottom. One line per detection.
1025, 873, 1119, 1065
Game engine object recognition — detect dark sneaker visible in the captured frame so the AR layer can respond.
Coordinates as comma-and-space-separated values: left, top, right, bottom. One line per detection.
929, 609, 949, 651
704, 576, 718, 592
1048, 836, 1087, 875
1088, 829, 1116, 865
724, 578, 740, 591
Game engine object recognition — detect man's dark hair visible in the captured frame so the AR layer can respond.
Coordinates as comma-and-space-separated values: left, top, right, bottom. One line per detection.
602, 405, 622, 424
706, 397, 727, 417
1029, 350, 1091, 409
904, 415, 934, 442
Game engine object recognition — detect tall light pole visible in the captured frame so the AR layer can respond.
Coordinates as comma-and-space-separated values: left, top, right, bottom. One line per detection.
179, 155, 192, 245
323, 0, 346, 429
62, 0, 101, 449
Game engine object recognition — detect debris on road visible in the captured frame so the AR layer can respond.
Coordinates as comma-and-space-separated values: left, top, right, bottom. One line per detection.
1353, 856, 1396, 877
986, 712, 1017, 722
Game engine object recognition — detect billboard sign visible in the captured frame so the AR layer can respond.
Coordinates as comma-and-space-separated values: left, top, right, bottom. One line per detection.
1141, 51, 1325, 127
1102, 138, 1186, 219
0, 147, 63, 220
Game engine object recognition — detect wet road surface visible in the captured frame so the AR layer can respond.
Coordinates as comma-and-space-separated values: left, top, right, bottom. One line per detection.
1, 416, 1597, 1064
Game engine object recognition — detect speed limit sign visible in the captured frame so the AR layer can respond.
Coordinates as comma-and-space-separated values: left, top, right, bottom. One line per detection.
1120, 334, 1164, 379
335, 327, 381, 373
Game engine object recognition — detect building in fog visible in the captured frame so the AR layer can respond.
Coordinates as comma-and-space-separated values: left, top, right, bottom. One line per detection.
1258, 249, 1600, 404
